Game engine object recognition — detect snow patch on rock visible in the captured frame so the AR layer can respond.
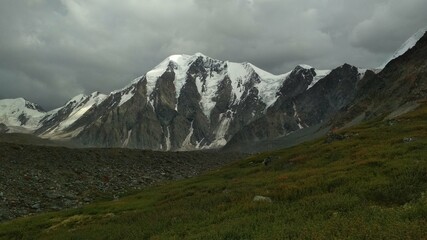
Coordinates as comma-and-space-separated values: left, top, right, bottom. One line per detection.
307, 69, 331, 90
56, 92, 107, 131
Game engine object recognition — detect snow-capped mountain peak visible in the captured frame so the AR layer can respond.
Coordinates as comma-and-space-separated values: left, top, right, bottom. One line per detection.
145, 54, 198, 104
194, 52, 207, 57
142, 53, 290, 115
0, 53, 365, 150
297, 64, 314, 69
0, 98, 46, 132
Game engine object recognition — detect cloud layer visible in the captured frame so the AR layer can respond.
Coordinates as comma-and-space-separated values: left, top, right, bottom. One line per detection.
0, 0, 426, 109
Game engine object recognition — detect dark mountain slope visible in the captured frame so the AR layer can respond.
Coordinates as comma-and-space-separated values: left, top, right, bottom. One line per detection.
226, 64, 362, 151
334, 31, 427, 126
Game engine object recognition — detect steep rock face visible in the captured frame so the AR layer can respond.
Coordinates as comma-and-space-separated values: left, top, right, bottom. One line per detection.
226, 64, 363, 147
75, 78, 163, 149
295, 64, 361, 125
224, 71, 267, 145
73, 57, 213, 150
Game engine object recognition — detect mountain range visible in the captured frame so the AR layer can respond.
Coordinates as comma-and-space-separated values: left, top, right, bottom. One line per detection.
1, 29, 426, 151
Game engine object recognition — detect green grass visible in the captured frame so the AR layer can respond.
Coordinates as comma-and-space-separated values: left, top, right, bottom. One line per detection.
1, 104, 427, 239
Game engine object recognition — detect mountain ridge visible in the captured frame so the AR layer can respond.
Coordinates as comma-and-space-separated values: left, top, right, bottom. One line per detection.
0, 54, 340, 150
1, 29, 425, 151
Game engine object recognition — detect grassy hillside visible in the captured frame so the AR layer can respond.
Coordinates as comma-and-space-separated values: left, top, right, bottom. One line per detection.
1, 103, 427, 239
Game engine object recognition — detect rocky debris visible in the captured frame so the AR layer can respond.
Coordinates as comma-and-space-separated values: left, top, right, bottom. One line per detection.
324, 131, 360, 144
222, 189, 231, 194
325, 132, 347, 143
30, 203, 41, 210
387, 119, 398, 126
403, 137, 415, 143
253, 195, 272, 203
0, 142, 245, 221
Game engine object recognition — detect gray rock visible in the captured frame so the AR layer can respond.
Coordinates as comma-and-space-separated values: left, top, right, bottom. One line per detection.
63, 199, 75, 206
253, 195, 272, 203
263, 157, 272, 166
31, 203, 41, 209
50, 206, 62, 211
325, 132, 346, 143
222, 189, 231, 194
131, 180, 139, 185
45, 192, 62, 199
64, 193, 77, 200
17, 209, 28, 215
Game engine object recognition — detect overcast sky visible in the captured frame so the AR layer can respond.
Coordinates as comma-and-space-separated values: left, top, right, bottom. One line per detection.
0, 0, 426, 110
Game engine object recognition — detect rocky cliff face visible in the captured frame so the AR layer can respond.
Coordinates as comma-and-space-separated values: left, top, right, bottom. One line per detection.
225, 64, 363, 148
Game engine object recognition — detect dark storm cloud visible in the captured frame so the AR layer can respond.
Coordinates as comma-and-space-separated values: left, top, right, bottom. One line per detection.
0, 0, 426, 109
